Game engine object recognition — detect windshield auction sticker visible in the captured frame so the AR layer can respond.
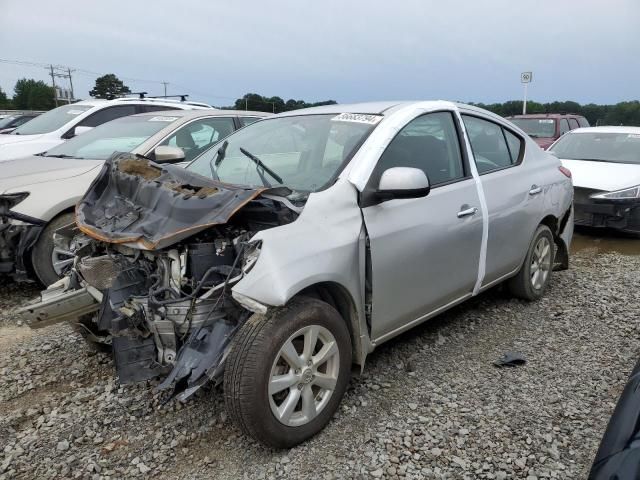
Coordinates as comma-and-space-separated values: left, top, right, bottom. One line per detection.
148, 116, 179, 122
332, 113, 383, 124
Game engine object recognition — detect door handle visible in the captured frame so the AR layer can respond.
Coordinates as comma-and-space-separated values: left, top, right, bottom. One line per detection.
457, 206, 478, 218
529, 185, 542, 195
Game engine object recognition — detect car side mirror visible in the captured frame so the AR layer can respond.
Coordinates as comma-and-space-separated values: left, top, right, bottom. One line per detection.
154, 145, 186, 163
73, 126, 93, 136
375, 167, 430, 202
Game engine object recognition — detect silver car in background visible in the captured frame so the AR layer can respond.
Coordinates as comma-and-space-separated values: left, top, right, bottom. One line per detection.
0, 109, 270, 285
21, 101, 573, 448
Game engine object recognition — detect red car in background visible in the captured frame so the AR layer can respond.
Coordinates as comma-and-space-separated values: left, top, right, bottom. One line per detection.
507, 113, 590, 150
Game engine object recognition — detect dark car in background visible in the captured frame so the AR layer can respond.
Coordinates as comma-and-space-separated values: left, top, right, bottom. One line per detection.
0, 113, 41, 134
507, 113, 590, 150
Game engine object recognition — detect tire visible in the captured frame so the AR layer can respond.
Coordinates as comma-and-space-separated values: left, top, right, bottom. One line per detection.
31, 212, 75, 286
507, 225, 555, 301
224, 297, 352, 448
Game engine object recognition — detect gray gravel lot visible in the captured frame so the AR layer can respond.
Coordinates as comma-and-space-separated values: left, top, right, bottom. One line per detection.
1, 236, 639, 479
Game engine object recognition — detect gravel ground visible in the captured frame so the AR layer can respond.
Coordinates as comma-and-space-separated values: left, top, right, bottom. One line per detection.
1, 240, 639, 480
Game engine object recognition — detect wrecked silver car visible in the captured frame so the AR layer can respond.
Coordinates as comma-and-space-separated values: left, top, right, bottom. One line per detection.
20, 101, 574, 447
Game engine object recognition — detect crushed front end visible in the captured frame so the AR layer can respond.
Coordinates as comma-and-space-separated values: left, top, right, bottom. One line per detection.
19, 154, 300, 401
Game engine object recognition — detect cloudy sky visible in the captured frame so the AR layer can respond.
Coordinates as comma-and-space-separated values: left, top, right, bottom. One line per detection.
1, 0, 638, 107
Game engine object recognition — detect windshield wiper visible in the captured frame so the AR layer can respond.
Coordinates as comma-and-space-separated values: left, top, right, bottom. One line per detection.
208, 140, 228, 180
44, 154, 81, 159
239, 147, 283, 187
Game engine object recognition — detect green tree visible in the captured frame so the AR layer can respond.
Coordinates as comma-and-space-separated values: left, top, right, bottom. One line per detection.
232, 93, 336, 113
13, 78, 55, 110
89, 74, 131, 99
0, 86, 10, 108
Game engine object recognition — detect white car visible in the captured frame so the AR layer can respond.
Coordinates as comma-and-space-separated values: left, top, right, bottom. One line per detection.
0, 98, 212, 161
549, 126, 640, 233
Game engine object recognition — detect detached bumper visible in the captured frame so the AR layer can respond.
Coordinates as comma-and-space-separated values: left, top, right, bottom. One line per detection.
0, 220, 43, 280
574, 188, 640, 234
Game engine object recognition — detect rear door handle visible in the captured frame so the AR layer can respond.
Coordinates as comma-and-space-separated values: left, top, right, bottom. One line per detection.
529, 185, 542, 195
457, 205, 478, 218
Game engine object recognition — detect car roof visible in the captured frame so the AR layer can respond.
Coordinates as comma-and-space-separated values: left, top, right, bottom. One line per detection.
507, 113, 585, 119
131, 109, 272, 119
275, 101, 414, 117
66, 98, 214, 110
566, 126, 640, 134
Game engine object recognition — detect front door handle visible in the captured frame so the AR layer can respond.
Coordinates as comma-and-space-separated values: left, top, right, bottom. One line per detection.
529, 185, 543, 195
457, 205, 478, 218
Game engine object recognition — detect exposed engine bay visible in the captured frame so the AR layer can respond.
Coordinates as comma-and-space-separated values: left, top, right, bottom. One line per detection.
20, 154, 301, 401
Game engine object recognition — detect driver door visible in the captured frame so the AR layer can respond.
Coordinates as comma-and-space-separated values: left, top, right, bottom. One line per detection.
361, 111, 484, 341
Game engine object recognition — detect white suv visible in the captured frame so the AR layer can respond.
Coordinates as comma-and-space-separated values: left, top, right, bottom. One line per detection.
0, 98, 212, 161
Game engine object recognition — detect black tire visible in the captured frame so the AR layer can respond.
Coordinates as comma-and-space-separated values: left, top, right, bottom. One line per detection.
507, 225, 555, 301
224, 297, 352, 448
31, 212, 75, 286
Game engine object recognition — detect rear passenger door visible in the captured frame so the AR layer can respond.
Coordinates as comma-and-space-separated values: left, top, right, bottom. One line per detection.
362, 111, 483, 341
461, 113, 543, 285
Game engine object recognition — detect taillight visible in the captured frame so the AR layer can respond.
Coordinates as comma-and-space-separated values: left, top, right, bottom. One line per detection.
558, 166, 572, 178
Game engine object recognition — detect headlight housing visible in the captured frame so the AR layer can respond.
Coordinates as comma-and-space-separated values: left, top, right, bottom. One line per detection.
0, 192, 30, 215
590, 185, 640, 202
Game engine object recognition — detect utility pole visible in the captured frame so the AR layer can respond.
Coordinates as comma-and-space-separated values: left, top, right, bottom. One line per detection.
67, 67, 75, 103
162, 81, 168, 97
49, 65, 58, 107
245, 98, 248, 111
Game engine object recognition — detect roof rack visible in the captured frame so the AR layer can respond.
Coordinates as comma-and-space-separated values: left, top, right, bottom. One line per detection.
114, 95, 213, 108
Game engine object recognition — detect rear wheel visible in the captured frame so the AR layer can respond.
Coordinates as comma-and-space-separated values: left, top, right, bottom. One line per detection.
31, 212, 75, 286
224, 297, 351, 448
508, 225, 554, 300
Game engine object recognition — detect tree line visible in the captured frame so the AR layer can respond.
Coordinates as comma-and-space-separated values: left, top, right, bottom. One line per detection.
2, 74, 639, 126
470, 100, 640, 126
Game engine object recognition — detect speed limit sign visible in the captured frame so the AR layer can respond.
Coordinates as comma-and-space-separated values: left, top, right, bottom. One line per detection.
521, 72, 533, 83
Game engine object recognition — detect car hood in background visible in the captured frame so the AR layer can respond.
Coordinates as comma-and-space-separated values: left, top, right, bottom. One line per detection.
560, 158, 640, 192
533, 137, 555, 150
0, 134, 43, 145
0, 136, 62, 161
0, 156, 104, 193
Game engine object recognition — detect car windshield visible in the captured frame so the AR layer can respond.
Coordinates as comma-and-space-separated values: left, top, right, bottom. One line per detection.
550, 132, 640, 164
42, 114, 179, 160
12, 104, 92, 135
510, 118, 556, 138
0, 116, 18, 129
188, 113, 378, 192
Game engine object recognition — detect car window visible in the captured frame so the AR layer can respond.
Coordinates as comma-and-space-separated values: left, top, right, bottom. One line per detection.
462, 115, 514, 174
42, 114, 178, 160
160, 117, 236, 162
77, 105, 138, 128
568, 118, 579, 130
373, 112, 465, 186
12, 104, 92, 135
550, 132, 640, 164
503, 129, 523, 164
559, 119, 570, 135
577, 117, 590, 128
239, 116, 262, 127
139, 105, 180, 113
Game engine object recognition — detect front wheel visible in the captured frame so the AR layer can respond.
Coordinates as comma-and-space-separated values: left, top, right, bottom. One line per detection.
224, 298, 352, 448
31, 212, 76, 286
507, 224, 554, 301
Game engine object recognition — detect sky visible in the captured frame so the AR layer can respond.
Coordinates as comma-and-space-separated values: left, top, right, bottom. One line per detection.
1, 0, 638, 107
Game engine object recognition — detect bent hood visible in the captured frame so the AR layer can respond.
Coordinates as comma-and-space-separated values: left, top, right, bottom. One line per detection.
0, 156, 104, 193
560, 158, 640, 192
76, 153, 265, 250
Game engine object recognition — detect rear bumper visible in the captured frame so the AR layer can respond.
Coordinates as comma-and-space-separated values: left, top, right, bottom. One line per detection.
574, 188, 640, 234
